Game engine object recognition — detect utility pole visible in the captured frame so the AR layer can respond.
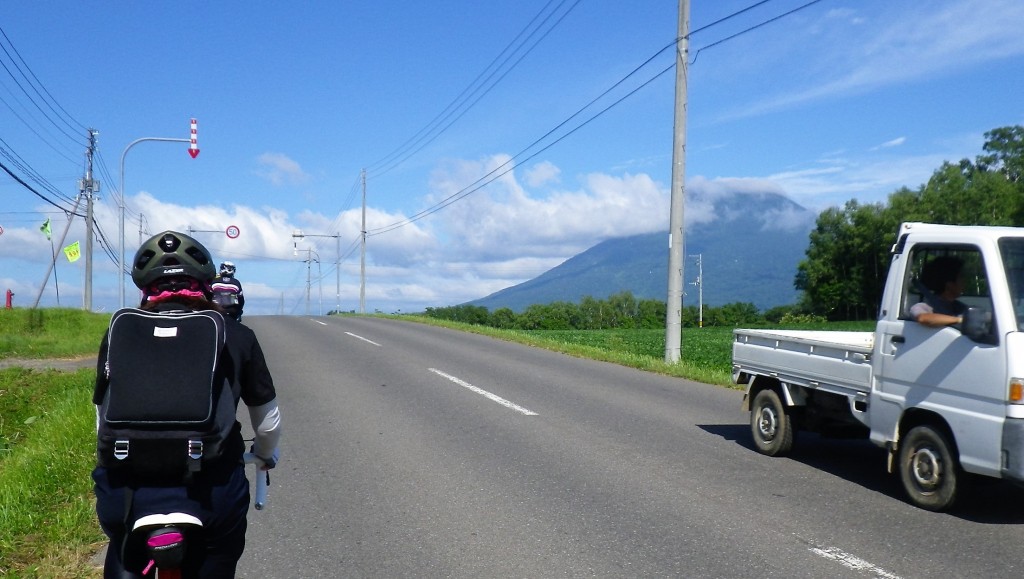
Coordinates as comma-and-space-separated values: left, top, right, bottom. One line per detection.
664, 0, 690, 363
360, 168, 367, 314
80, 129, 99, 311
305, 247, 312, 316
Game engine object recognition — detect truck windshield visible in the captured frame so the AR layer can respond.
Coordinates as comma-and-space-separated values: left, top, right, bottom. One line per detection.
1000, 238, 1024, 331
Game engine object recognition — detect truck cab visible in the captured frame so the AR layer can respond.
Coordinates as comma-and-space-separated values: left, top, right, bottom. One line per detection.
733, 222, 1024, 511
871, 222, 1024, 508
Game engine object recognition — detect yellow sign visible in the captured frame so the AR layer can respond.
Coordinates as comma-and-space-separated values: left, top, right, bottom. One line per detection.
63, 241, 81, 263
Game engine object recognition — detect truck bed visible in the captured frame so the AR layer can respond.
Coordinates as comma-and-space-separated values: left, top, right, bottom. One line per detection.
732, 329, 874, 399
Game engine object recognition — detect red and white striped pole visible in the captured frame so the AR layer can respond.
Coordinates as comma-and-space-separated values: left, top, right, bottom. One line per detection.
188, 118, 200, 158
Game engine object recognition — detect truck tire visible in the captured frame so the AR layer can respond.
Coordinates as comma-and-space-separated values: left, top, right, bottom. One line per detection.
750, 389, 794, 456
898, 425, 961, 511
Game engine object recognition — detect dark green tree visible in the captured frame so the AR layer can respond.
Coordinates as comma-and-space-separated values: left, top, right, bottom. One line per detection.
797, 125, 1024, 319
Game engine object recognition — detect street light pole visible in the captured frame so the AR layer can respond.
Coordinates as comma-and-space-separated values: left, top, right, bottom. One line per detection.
119, 136, 190, 308
291, 230, 340, 313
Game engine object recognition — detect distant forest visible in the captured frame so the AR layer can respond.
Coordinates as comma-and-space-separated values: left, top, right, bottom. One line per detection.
423, 291, 814, 330
796, 125, 1024, 320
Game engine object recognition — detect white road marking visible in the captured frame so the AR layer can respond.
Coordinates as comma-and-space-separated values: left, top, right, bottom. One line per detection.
344, 331, 382, 346
312, 320, 327, 326
428, 368, 538, 416
809, 546, 902, 579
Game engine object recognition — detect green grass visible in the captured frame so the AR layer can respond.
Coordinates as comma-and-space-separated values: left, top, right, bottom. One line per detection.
0, 308, 110, 577
0, 368, 104, 578
0, 308, 110, 359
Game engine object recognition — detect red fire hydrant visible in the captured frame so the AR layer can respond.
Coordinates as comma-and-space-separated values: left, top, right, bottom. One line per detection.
5, 289, 13, 309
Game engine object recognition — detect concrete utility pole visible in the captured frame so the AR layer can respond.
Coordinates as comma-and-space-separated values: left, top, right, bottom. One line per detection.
81, 129, 99, 311
664, 0, 690, 364
360, 168, 367, 314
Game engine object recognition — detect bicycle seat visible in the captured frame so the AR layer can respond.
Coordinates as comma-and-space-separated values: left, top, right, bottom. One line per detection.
131, 513, 203, 573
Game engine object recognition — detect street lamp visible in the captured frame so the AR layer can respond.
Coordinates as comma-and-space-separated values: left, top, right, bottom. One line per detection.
293, 245, 321, 315
118, 136, 191, 308
292, 230, 341, 313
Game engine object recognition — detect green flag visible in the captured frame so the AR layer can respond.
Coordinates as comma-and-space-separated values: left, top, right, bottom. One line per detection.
40, 218, 51, 240
63, 241, 81, 263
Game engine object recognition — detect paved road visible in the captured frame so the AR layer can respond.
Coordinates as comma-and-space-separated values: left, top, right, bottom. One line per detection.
0, 355, 95, 372
235, 316, 1024, 578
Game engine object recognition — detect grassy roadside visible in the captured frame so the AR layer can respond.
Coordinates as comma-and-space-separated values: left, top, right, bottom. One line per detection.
0, 308, 110, 360
0, 368, 103, 578
0, 308, 109, 578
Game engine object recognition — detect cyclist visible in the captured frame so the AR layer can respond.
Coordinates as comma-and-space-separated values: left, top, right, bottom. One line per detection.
211, 260, 245, 321
92, 231, 282, 578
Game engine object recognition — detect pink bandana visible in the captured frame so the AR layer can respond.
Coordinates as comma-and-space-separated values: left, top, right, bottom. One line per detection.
144, 278, 210, 303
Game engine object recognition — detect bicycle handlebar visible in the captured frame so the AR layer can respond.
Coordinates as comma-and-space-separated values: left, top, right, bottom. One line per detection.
243, 453, 270, 510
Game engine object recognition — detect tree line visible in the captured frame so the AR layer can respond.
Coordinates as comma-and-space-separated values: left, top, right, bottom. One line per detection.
422, 291, 817, 330
796, 125, 1024, 320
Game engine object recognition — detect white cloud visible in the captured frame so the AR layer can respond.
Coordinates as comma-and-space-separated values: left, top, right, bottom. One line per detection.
426, 154, 669, 262
717, 0, 1024, 120
523, 161, 561, 187
872, 137, 906, 150
255, 153, 311, 186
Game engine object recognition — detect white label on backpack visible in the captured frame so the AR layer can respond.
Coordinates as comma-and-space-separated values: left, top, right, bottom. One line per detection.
154, 326, 178, 338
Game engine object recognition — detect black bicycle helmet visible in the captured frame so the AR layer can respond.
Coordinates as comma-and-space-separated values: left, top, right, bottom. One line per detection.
131, 230, 217, 289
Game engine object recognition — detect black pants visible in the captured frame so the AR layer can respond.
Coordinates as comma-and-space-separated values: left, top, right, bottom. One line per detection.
93, 464, 250, 578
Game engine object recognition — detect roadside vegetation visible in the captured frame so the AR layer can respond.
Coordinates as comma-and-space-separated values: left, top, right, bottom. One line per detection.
0, 308, 108, 578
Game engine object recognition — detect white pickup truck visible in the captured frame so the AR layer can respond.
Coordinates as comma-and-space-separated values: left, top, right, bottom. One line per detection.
733, 222, 1024, 511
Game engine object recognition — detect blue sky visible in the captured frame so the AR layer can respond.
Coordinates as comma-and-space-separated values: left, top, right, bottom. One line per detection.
2, 0, 1022, 315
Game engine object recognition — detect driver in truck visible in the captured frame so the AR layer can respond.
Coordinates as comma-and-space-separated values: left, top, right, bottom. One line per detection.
910, 255, 967, 328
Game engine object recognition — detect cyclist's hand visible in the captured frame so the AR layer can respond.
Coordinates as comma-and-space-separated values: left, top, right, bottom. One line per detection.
251, 446, 279, 470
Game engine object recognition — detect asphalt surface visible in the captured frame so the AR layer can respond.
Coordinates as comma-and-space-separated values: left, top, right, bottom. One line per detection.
233, 316, 1024, 579
65, 316, 1024, 577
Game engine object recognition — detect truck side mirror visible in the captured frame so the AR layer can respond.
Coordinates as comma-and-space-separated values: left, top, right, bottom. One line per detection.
961, 307, 991, 341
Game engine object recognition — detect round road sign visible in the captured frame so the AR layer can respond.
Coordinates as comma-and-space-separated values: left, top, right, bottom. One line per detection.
226, 225, 240, 239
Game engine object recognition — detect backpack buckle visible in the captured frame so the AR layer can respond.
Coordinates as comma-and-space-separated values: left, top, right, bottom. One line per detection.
114, 440, 129, 460
187, 440, 204, 474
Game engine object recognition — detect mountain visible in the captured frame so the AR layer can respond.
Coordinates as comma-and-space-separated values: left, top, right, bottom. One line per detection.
465, 190, 816, 312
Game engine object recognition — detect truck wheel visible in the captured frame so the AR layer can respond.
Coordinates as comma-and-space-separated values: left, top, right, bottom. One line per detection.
898, 425, 961, 511
750, 389, 794, 456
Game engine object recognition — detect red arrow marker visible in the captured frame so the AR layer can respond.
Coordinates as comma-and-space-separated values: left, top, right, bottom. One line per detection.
189, 118, 200, 158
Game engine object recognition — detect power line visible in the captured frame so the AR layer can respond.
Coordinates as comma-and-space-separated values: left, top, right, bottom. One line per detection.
365, 0, 830, 237
691, 0, 827, 64
368, 62, 673, 236
0, 25, 88, 144
364, 0, 582, 179
0, 156, 78, 213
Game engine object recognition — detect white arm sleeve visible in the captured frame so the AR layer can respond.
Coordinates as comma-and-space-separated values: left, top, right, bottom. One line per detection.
247, 399, 282, 458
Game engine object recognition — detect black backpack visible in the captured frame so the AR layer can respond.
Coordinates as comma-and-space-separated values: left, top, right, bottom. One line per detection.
97, 308, 236, 483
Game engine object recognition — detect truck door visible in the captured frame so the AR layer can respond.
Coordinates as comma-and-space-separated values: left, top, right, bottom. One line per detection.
874, 244, 1004, 477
